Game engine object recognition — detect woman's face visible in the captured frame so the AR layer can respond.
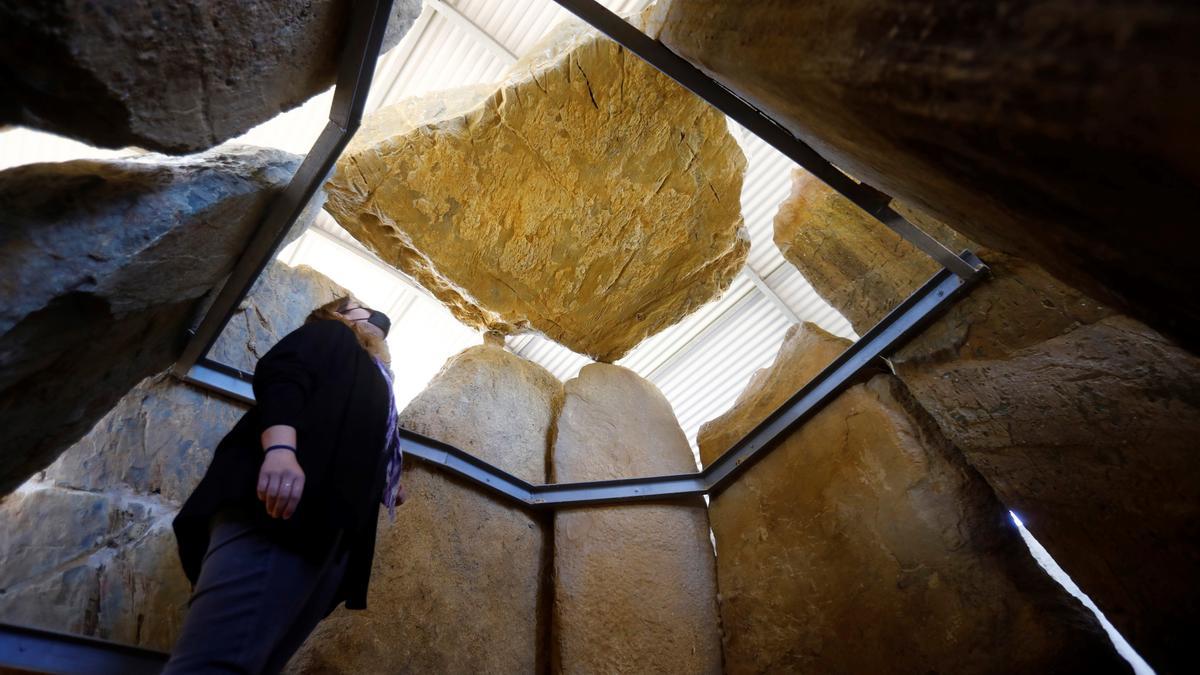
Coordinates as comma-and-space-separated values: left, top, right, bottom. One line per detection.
338, 302, 387, 340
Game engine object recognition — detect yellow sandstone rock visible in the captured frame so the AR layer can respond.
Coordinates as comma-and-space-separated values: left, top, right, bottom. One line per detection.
325, 17, 748, 361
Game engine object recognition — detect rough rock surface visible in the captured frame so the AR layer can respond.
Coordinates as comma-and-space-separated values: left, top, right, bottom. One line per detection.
552, 363, 722, 674
287, 341, 561, 674
653, 0, 1200, 350
773, 170, 973, 328
209, 262, 348, 374
0, 0, 422, 153
0, 260, 347, 650
0, 146, 317, 496
774, 180, 1200, 673
325, 17, 748, 361
697, 323, 1124, 673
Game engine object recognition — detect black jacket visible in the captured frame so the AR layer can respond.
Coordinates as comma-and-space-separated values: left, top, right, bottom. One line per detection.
173, 319, 393, 609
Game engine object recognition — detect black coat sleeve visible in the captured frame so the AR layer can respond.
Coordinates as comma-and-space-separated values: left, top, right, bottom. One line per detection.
252, 320, 356, 434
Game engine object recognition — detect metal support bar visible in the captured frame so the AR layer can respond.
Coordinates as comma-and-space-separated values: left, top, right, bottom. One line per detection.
184, 253, 984, 510
547, 0, 984, 281
741, 265, 801, 324
172, 0, 396, 381
0, 622, 167, 675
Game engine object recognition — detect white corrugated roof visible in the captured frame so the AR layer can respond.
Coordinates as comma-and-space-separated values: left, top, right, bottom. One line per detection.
0, 0, 854, 466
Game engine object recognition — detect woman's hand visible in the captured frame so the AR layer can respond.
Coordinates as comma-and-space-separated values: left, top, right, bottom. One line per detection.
258, 448, 305, 519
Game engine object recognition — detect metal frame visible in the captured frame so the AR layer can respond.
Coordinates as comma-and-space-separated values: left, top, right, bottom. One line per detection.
172, 0, 397, 383
0, 622, 168, 674
173, 0, 990, 510
548, 0, 983, 281
393, 254, 981, 508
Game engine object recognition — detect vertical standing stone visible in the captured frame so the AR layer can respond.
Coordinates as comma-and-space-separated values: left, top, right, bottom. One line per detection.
773, 174, 1200, 672
552, 363, 722, 674
654, 0, 1200, 350
287, 341, 561, 674
697, 323, 1124, 673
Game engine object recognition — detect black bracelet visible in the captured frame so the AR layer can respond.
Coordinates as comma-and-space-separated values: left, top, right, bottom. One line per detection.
264, 444, 296, 454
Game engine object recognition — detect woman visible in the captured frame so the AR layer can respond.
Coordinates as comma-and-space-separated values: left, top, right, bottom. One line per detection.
164, 296, 406, 674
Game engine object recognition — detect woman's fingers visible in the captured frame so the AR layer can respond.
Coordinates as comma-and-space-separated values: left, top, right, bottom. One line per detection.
265, 473, 282, 516
257, 469, 270, 502
282, 476, 305, 519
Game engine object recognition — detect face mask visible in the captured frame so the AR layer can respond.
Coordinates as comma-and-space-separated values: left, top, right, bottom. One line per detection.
365, 309, 391, 338
345, 304, 391, 338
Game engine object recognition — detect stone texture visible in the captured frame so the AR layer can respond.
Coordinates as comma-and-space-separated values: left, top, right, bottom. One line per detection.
325, 16, 749, 362
774, 170, 974, 329
552, 363, 722, 674
774, 179, 1200, 673
0, 0, 422, 153
287, 342, 561, 674
209, 262, 348, 374
0, 146, 317, 496
0, 260, 346, 650
697, 323, 1124, 674
653, 0, 1200, 351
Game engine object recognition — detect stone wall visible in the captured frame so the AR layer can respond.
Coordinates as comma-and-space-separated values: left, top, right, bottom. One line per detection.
0, 261, 343, 650
698, 323, 1124, 672
774, 172, 1200, 673
652, 0, 1200, 351
552, 363, 723, 674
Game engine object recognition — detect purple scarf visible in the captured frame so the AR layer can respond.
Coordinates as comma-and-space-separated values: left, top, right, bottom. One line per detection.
372, 356, 404, 521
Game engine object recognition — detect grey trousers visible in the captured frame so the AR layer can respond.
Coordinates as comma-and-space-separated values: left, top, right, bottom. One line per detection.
162, 508, 350, 675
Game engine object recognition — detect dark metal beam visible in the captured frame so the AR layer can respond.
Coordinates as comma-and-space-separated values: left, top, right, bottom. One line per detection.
173, 0, 396, 381
546, 0, 984, 281
0, 622, 167, 675
185, 253, 984, 510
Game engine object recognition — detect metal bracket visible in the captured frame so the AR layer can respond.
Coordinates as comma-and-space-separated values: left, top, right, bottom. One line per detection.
547, 0, 985, 281
0, 622, 167, 674
172, 0, 397, 381
168, 0, 990, 511
185, 253, 984, 510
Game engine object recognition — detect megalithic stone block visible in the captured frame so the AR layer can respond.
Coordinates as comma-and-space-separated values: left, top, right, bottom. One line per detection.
0, 146, 315, 496
0, 0, 422, 153
288, 339, 562, 674
552, 363, 722, 674
653, 0, 1200, 351
324, 14, 749, 362
697, 323, 1125, 673
773, 172, 1200, 673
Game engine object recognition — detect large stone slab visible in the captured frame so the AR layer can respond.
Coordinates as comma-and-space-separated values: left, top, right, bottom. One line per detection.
697, 323, 1123, 673
653, 0, 1200, 351
552, 363, 722, 674
0, 260, 347, 650
0, 0, 421, 153
287, 339, 560, 674
0, 146, 318, 496
773, 178, 1200, 673
325, 16, 748, 362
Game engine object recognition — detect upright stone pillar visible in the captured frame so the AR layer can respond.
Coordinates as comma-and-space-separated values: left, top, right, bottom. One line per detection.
551, 363, 722, 674
288, 340, 561, 674
698, 323, 1124, 673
